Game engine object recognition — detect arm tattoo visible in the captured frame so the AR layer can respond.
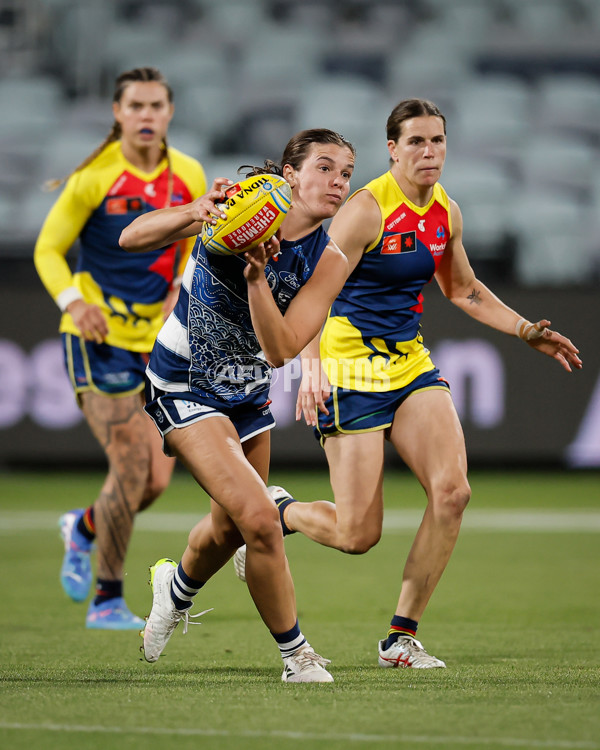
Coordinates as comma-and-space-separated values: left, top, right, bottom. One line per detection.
467, 288, 482, 305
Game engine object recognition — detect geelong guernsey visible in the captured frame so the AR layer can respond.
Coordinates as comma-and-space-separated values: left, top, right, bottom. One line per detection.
147, 226, 330, 408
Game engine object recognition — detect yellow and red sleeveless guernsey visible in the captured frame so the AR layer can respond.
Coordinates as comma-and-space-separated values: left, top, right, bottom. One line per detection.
34, 141, 206, 352
320, 171, 452, 392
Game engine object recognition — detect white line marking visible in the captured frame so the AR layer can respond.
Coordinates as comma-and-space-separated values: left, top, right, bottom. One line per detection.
0, 723, 597, 748
1, 510, 600, 534
383, 509, 600, 532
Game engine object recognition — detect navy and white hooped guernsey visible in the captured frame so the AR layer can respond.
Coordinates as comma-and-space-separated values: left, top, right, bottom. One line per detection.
146, 226, 330, 409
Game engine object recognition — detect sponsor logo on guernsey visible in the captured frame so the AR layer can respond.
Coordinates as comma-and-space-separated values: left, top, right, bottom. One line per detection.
429, 225, 447, 255
144, 183, 156, 197
382, 230, 417, 255
109, 174, 128, 196
279, 271, 300, 290
418, 219, 426, 231
429, 242, 446, 255
106, 196, 144, 214
222, 202, 278, 250
385, 211, 406, 231
106, 198, 128, 215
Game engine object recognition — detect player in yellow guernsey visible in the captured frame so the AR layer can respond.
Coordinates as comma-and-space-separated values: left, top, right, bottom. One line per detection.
34, 68, 206, 630
37, 138, 202, 351
320, 174, 451, 396
234, 99, 582, 668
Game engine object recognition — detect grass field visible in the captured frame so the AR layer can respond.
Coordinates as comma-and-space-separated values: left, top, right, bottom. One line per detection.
1, 468, 599, 750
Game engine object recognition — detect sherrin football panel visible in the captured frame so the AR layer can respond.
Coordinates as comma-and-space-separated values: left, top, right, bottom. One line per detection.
201, 174, 292, 255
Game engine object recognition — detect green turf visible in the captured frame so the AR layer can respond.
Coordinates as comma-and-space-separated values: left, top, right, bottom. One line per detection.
0, 469, 599, 750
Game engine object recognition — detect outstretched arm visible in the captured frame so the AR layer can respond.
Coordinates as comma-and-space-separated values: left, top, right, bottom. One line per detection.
435, 200, 582, 373
119, 178, 231, 252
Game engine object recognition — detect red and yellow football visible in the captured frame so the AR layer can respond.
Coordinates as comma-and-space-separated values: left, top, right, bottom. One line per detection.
201, 174, 292, 256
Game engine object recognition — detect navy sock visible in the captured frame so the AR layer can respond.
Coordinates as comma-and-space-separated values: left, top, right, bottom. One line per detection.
170, 562, 204, 611
383, 615, 418, 650
94, 578, 122, 606
276, 496, 297, 536
272, 620, 306, 658
76, 506, 95, 542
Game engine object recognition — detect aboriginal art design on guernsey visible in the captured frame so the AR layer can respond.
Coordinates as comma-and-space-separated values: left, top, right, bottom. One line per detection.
187, 253, 270, 401
289, 244, 313, 284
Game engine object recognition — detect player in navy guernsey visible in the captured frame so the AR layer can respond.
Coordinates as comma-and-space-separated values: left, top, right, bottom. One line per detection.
120, 129, 355, 683
234, 99, 582, 670
146, 225, 329, 410
34, 67, 206, 631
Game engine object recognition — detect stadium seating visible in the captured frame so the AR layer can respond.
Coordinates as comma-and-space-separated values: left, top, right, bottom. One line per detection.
510, 189, 594, 284
0, 0, 598, 285
534, 73, 600, 139
441, 157, 515, 261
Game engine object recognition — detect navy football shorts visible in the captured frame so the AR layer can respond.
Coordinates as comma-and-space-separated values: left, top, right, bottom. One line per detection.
315, 367, 450, 443
63, 333, 148, 404
145, 382, 276, 456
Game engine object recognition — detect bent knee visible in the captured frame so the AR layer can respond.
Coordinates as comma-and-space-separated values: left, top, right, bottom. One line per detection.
433, 481, 471, 521
338, 527, 381, 555
241, 508, 282, 554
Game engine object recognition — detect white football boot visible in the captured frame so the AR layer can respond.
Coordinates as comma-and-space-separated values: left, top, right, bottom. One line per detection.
378, 636, 446, 669
281, 644, 334, 683
233, 544, 247, 582
142, 558, 211, 663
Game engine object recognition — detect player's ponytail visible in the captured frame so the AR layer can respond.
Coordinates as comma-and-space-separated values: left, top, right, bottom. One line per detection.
239, 160, 283, 178
44, 122, 122, 192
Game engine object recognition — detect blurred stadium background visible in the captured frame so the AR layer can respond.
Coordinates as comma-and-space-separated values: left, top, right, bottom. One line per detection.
0, 0, 599, 469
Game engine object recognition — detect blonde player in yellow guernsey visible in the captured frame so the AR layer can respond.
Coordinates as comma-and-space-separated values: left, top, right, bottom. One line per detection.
234, 99, 582, 668
34, 67, 206, 629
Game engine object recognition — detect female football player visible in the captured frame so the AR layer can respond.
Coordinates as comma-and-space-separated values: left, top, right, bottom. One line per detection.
34, 67, 207, 629
119, 128, 355, 682
235, 99, 582, 669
